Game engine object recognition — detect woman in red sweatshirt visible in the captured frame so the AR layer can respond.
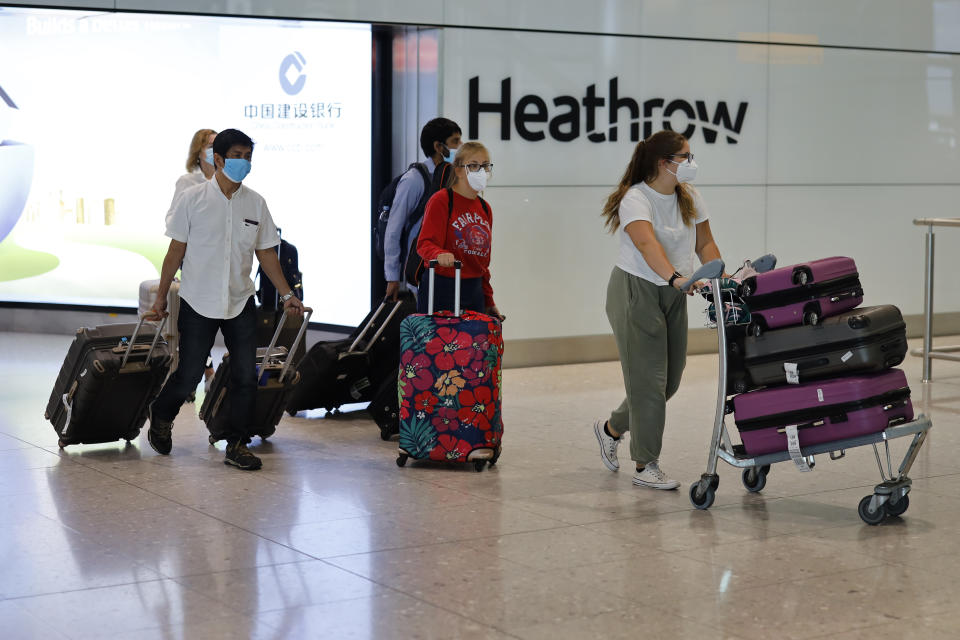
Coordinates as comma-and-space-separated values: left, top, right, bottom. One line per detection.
416, 141, 504, 320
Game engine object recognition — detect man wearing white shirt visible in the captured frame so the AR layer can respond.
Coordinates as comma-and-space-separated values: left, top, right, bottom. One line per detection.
148, 128, 304, 471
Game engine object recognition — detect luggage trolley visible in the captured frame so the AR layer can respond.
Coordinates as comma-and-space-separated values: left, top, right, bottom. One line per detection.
685, 259, 933, 525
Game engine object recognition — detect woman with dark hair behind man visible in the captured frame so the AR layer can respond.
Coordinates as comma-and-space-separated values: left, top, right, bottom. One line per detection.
592, 129, 725, 490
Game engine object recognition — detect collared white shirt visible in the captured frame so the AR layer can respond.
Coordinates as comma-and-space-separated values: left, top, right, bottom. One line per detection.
166, 177, 279, 319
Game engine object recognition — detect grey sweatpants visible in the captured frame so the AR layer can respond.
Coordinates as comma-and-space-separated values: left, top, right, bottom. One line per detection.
606, 267, 688, 466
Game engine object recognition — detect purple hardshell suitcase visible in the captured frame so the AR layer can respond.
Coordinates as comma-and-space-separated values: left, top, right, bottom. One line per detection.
739, 256, 863, 332
732, 369, 913, 456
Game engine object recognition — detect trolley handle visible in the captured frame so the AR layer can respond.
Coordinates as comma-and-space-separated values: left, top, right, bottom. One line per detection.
681, 259, 725, 292
121, 312, 168, 368
427, 259, 463, 316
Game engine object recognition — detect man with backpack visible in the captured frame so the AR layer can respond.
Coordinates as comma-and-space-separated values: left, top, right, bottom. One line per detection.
380, 117, 462, 301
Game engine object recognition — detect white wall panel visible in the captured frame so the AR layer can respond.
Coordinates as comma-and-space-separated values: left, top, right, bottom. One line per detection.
766, 186, 960, 315
0, 1, 114, 7
769, 0, 945, 52
442, 28, 767, 187
767, 47, 960, 184
115, 0, 441, 24
441, 0, 766, 41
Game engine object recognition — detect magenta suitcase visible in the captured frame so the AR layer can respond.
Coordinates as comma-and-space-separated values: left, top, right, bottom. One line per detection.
732, 369, 913, 456
739, 256, 863, 332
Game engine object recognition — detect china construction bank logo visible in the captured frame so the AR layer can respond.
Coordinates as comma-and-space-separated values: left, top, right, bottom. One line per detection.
468, 76, 748, 144
279, 51, 307, 95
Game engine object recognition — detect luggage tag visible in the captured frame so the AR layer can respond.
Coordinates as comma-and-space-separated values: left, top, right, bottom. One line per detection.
784, 362, 800, 384
784, 424, 813, 472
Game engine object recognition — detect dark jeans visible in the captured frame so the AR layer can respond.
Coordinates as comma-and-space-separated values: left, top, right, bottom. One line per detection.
151, 296, 257, 444
417, 274, 484, 314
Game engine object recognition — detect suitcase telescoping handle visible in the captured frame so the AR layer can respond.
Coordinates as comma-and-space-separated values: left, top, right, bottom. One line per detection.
261, 306, 313, 384
347, 298, 407, 355
427, 258, 463, 316
121, 312, 169, 368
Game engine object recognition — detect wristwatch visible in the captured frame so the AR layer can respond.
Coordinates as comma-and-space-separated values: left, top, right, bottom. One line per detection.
668, 272, 683, 288
280, 291, 295, 303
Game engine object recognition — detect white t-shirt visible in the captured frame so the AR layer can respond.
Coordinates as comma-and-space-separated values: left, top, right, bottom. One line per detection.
166, 179, 280, 319
616, 182, 709, 285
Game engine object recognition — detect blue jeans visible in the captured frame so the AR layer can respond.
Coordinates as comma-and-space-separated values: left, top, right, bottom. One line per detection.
151, 296, 257, 444
417, 274, 484, 315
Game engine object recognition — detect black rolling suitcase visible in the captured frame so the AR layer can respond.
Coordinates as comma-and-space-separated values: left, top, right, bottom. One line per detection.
733, 305, 907, 391
285, 293, 415, 414
200, 308, 312, 444
45, 316, 172, 449
369, 374, 400, 441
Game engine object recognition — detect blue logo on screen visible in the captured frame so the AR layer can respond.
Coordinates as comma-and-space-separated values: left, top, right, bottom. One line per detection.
279, 52, 307, 96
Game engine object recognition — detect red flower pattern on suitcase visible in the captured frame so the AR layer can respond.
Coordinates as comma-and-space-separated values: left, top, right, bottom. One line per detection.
398, 310, 504, 462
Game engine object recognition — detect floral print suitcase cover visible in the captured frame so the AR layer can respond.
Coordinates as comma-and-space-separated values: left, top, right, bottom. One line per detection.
397, 310, 504, 462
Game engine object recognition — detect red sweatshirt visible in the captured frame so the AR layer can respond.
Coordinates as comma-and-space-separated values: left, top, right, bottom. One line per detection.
417, 188, 495, 307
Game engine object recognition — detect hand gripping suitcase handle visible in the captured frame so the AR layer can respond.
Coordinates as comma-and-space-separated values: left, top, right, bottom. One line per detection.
121, 312, 168, 369
428, 259, 463, 316
262, 307, 313, 384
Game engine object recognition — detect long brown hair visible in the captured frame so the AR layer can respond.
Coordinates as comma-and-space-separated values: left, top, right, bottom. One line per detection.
185, 128, 216, 173
601, 130, 697, 232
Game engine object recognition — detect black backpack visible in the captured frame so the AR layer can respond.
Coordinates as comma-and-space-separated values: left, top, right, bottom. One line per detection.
373, 163, 431, 263
256, 238, 303, 310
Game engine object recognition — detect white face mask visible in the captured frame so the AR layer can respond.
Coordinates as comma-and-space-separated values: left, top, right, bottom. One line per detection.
667, 158, 698, 183
466, 167, 489, 192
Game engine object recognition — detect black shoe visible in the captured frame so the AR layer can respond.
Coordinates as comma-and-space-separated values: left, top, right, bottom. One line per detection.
224, 441, 262, 470
146, 406, 173, 455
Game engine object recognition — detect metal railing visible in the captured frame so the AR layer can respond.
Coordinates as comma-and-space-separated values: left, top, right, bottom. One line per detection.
911, 217, 960, 382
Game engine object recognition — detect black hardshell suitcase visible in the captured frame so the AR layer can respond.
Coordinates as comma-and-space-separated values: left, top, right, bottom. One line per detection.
200, 308, 311, 444
735, 305, 907, 391
369, 374, 400, 441
285, 293, 415, 414
45, 317, 172, 449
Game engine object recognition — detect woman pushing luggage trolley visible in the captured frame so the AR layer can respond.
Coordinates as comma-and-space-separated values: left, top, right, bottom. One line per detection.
686, 259, 933, 525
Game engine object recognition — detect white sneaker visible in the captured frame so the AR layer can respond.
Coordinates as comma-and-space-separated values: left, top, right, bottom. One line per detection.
593, 418, 621, 471
632, 461, 680, 490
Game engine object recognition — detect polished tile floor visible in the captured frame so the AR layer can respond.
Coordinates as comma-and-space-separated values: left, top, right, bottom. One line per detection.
1, 329, 959, 639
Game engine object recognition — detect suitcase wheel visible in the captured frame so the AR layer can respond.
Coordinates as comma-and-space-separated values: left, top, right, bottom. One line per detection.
57, 439, 67, 450
208, 435, 218, 446
473, 461, 486, 472
748, 321, 764, 337
489, 446, 502, 467
396, 453, 408, 467
792, 268, 811, 286
802, 306, 820, 326
380, 426, 393, 441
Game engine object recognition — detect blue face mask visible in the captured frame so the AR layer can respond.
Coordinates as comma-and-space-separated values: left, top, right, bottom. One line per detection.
203, 147, 214, 166
443, 145, 456, 164
222, 158, 251, 183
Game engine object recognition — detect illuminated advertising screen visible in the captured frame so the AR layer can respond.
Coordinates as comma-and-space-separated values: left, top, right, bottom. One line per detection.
0, 8, 371, 326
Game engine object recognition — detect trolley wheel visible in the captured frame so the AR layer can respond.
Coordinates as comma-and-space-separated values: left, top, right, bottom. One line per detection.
793, 269, 810, 286
748, 322, 763, 338
474, 460, 486, 472
742, 467, 767, 493
858, 495, 886, 525
803, 308, 820, 326
57, 439, 67, 450
260, 426, 276, 441
208, 435, 218, 446
489, 446, 502, 467
286, 408, 297, 417
884, 494, 909, 517
379, 426, 393, 441
396, 453, 408, 467
689, 482, 716, 510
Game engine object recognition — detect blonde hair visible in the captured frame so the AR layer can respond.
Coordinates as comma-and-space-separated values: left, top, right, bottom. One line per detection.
185, 128, 216, 173
601, 130, 697, 232
451, 141, 490, 187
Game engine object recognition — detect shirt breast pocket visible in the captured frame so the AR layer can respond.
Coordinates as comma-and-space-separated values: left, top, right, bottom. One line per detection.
239, 219, 259, 251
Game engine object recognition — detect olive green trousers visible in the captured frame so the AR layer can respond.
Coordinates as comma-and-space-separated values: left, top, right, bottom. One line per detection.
606, 267, 688, 466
